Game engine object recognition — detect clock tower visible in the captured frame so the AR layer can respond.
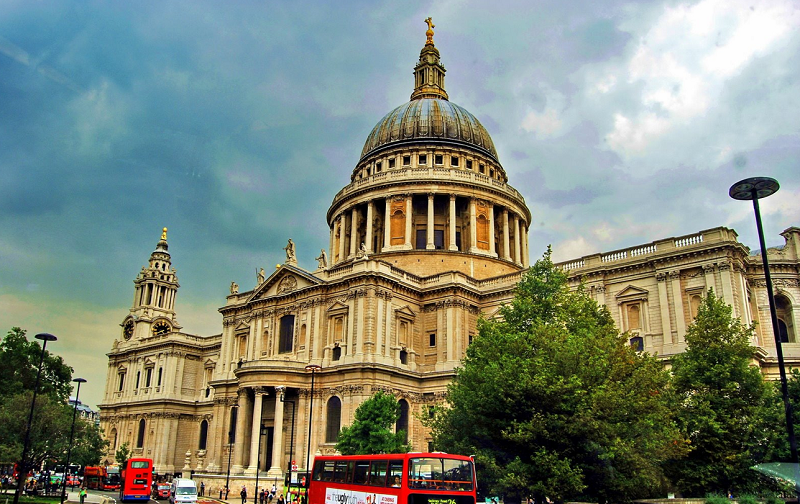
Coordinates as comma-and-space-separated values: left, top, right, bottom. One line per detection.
121, 227, 182, 341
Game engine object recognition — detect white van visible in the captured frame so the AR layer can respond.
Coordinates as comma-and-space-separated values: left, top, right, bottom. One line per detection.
169, 478, 198, 504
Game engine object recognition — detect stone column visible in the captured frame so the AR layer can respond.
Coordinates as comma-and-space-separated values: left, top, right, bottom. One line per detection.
427, 193, 435, 249
502, 210, 511, 260
670, 271, 687, 343
384, 198, 392, 250
404, 195, 413, 249
338, 216, 347, 263
329, 224, 335, 266
469, 198, 477, 252
349, 207, 359, 257
489, 204, 496, 256
656, 273, 673, 345
231, 390, 249, 472
513, 215, 522, 265
719, 261, 735, 306
522, 224, 529, 267
267, 388, 286, 477
247, 389, 265, 473
448, 195, 458, 251
366, 201, 374, 253
703, 264, 716, 291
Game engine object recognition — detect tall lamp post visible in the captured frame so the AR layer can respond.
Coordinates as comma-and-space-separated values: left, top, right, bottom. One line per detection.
14, 332, 58, 504
304, 364, 321, 490
279, 389, 296, 480
254, 424, 268, 504
729, 177, 798, 465
60, 378, 86, 504
225, 405, 239, 499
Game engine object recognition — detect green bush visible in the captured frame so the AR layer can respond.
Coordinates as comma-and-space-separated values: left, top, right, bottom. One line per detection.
705, 494, 730, 504
738, 495, 759, 504
763, 495, 783, 504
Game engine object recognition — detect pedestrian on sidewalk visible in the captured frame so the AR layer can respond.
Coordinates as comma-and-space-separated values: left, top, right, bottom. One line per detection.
240, 486, 247, 504
200, 482, 205, 497
79, 487, 87, 504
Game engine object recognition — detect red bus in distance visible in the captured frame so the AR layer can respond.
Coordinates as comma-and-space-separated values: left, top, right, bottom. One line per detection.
84, 466, 107, 490
309, 453, 476, 504
120, 458, 153, 503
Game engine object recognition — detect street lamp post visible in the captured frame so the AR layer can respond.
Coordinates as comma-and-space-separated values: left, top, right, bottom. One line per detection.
225, 405, 239, 499
279, 390, 296, 480
304, 364, 321, 489
14, 332, 57, 504
254, 424, 268, 504
60, 378, 86, 504
729, 177, 798, 464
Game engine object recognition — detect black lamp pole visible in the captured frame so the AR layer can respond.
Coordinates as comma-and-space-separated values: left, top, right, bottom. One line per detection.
730, 177, 798, 465
14, 332, 57, 504
304, 365, 321, 490
60, 378, 86, 504
225, 405, 239, 499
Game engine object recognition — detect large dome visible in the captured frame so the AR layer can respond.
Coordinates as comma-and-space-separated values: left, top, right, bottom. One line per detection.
360, 98, 498, 162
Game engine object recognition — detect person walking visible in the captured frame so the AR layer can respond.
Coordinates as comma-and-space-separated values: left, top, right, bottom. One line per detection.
200, 482, 205, 497
79, 487, 87, 504
240, 486, 248, 504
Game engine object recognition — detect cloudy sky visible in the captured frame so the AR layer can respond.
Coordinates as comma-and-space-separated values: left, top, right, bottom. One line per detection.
1, 0, 798, 409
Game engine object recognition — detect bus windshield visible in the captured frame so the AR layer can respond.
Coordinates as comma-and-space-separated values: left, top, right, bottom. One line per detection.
408, 457, 474, 491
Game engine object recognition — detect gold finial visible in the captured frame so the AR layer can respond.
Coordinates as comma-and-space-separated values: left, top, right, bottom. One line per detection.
425, 17, 435, 45
161, 227, 168, 241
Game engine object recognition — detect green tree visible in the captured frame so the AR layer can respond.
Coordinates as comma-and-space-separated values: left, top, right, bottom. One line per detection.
336, 391, 410, 455
71, 419, 110, 468
0, 327, 73, 402
429, 249, 684, 504
0, 392, 72, 469
666, 290, 775, 496
116, 442, 131, 468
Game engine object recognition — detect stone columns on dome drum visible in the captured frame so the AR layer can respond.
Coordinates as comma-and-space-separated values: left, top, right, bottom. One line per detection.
404, 195, 413, 249
469, 198, 477, 253
427, 194, 435, 249
489, 203, 496, 256
449, 195, 457, 251
350, 207, 359, 258
366, 201, 374, 253
514, 215, 521, 265
502, 210, 510, 261
384, 198, 392, 250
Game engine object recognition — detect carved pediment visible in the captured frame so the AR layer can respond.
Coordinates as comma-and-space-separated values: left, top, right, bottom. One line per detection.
327, 300, 349, 317
235, 321, 250, 332
204, 358, 216, 369
616, 285, 649, 302
395, 305, 416, 320
250, 265, 323, 301
485, 307, 504, 321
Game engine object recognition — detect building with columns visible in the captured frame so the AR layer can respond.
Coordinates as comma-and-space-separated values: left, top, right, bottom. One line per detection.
98, 24, 800, 490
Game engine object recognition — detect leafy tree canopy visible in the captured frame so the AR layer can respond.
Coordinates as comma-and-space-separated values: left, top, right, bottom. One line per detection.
666, 290, 777, 496
115, 442, 131, 468
0, 327, 73, 402
336, 391, 410, 455
429, 248, 684, 504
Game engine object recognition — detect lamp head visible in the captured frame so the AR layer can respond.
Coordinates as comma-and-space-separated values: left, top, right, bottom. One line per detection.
73, 378, 87, 384
304, 364, 322, 372
729, 177, 779, 200
35, 333, 57, 342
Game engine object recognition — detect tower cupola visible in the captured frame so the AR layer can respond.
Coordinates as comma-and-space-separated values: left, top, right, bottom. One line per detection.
410, 18, 448, 101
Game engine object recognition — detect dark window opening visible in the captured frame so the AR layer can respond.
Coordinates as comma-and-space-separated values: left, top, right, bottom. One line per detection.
403, 155, 410, 166
228, 407, 238, 444
429, 333, 436, 347
466, 160, 473, 170
479, 164, 485, 174
451, 156, 459, 167
157, 367, 162, 386
145, 368, 152, 388
326, 397, 342, 443
435, 155, 443, 165
135, 371, 140, 388
389, 158, 396, 168
279, 315, 295, 353
396, 400, 409, 444
400, 349, 408, 364
332, 346, 342, 361
630, 336, 644, 352
416, 229, 427, 249
118, 373, 125, 392
136, 419, 146, 448
418, 154, 427, 166
434, 230, 444, 249
199, 420, 208, 450
779, 319, 790, 343
375, 162, 381, 172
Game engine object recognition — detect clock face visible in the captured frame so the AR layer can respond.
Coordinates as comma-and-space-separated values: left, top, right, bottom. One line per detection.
152, 320, 171, 336
123, 320, 134, 340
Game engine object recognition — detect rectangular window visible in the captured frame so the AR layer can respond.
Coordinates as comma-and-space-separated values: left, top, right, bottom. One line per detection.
451, 156, 459, 167
375, 161, 382, 172
434, 154, 443, 165
429, 333, 436, 346
403, 155, 410, 166
145, 368, 152, 388
157, 367, 162, 386
333, 461, 350, 483
135, 371, 140, 388
118, 373, 125, 392
466, 160, 473, 170
479, 164, 485, 174
388, 461, 403, 487
352, 461, 370, 485
455, 231, 462, 251
416, 229, 427, 249
418, 154, 427, 166
434, 230, 444, 249
389, 158, 396, 168
279, 315, 295, 353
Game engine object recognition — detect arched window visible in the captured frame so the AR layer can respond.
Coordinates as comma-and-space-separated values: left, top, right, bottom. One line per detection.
199, 420, 208, 450
110, 428, 118, 451
229, 407, 238, 444
136, 419, 146, 448
396, 399, 409, 444
326, 397, 342, 443
332, 346, 341, 361
776, 295, 796, 343
279, 315, 295, 353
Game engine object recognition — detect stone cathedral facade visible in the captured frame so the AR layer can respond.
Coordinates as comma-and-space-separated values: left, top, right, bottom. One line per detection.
98, 25, 800, 488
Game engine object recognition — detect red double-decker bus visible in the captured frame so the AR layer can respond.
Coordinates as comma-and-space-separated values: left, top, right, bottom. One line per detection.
120, 458, 153, 502
309, 453, 476, 504
84, 466, 107, 490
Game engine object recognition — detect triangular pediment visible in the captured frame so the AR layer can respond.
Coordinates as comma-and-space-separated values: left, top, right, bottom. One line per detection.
616, 285, 649, 301
327, 300, 349, 316
486, 307, 504, 321
235, 321, 250, 332
250, 264, 323, 301
395, 305, 416, 320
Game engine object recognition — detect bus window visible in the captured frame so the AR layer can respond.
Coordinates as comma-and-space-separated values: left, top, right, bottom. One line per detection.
333, 462, 348, 483
388, 461, 403, 487
369, 460, 388, 487
352, 461, 370, 485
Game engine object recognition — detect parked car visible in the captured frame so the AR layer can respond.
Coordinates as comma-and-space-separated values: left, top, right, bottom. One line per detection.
153, 483, 171, 500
